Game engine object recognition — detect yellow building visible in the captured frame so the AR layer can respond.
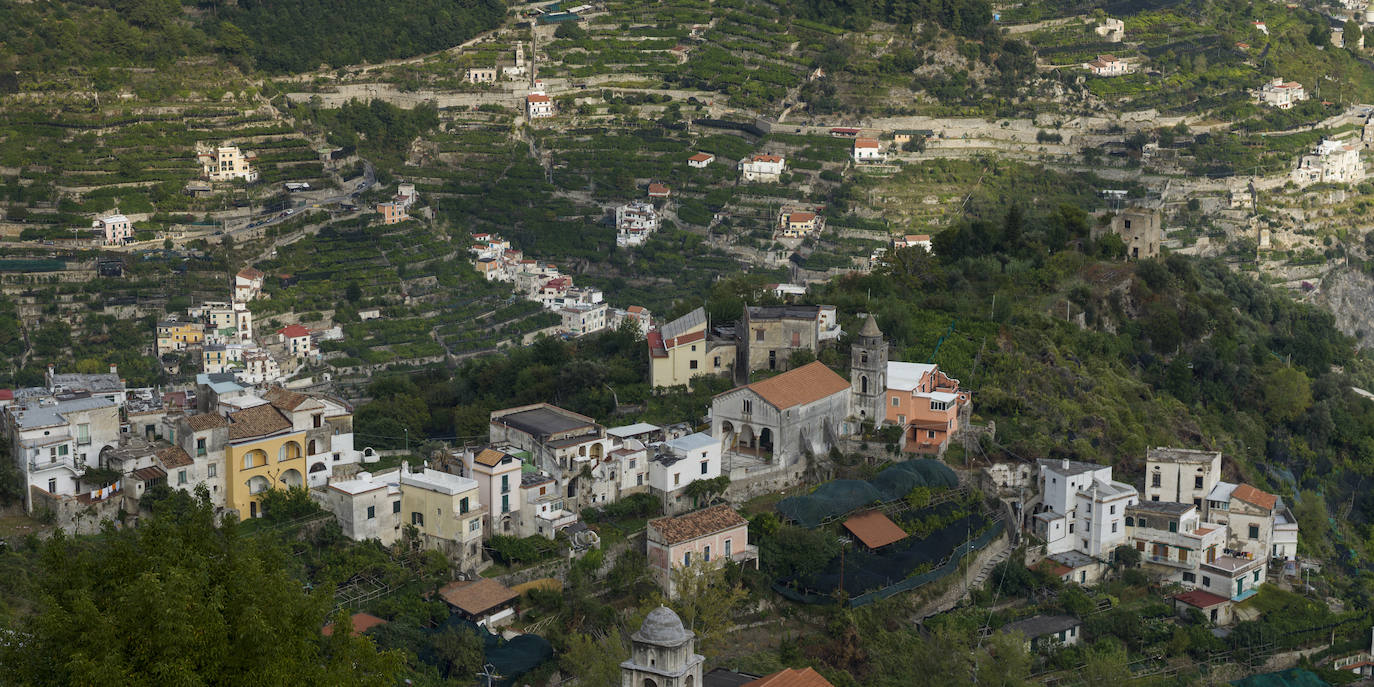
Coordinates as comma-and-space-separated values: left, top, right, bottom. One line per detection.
399, 466, 487, 569
223, 403, 307, 519
648, 307, 735, 388
156, 320, 205, 356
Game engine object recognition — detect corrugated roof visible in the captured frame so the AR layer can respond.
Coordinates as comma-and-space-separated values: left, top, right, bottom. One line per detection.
842, 510, 908, 549
473, 448, 515, 468
742, 361, 850, 410
661, 307, 707, 341
1175, 590, 1229, 608
1232, 483, 1277, 511
131, 465, 167, 482
438, 578, 519, 617
649, 504, 747, 545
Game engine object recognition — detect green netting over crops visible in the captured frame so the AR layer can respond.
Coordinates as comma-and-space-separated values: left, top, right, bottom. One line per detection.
777, 459, 958, 528
1230, 668, 1330, 687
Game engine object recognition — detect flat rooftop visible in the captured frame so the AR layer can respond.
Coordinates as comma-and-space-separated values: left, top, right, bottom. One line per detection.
1148, 447, 1221, 464
494, 406, 594, 437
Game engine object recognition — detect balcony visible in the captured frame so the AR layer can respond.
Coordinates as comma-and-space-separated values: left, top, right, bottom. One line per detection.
536, 508, 578, 531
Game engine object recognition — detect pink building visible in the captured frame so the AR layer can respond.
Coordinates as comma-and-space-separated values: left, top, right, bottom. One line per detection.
646, 504, 757, 595
462, 447, 523, 535
92, 214, 132, 244
377, 202, 408, 225
885, 361, 972, 455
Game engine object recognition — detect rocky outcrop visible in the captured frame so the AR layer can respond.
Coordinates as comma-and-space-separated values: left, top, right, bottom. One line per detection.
1319, 268, 1374, 349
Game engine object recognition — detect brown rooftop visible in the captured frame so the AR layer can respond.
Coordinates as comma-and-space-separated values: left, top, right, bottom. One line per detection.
157, 446, 194, 469
739, 361, 851, 410
321, 612, 388, 637
1232, 483, 1277, 511
186, 413, 228, 431
227, 403, 293, 440
744, 667, 836, 687
264, 387, 311, 411
649, 504, 747, 546
438, 578, 520, 617
473, 448, 514, 468
842, 510, 908, 549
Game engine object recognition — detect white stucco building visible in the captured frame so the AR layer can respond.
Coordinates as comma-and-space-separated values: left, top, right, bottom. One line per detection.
1293, 138, 1365, 187
739, 153, 785, 182
1033, 458, 1139, 558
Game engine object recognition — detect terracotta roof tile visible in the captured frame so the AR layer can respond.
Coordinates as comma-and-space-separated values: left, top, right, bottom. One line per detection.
186, 413, 228, 431
744, 667, 836, 687
264, 387, 310, 411
278, 324, 310, 338
737, 361, 850, 410
1232, 483, 1277, 511
649, 504, 747, 546
157, 446, 194, 469
438, 578, 519, 617
842, 510, 908, 549
237, 267, 264, 280
227, 403, 292, 440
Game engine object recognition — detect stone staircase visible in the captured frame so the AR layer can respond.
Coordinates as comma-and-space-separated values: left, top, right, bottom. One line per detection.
971, 547, 1012, 590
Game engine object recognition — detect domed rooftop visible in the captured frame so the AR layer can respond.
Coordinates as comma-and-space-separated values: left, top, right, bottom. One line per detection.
633, 606, 694, 646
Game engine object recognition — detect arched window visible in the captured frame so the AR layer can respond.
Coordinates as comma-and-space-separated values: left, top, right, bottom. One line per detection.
861, 375, 869, 394
861, 352, 868, 364
1125, 516, 1134, 527
308, 439, 318, 455
247, 475, 271, 495
243, 449, 267, 470
279, 441, 301, 463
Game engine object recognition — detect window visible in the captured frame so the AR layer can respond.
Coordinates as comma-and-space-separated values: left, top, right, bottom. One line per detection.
929, 400, 948, 411
367, 506, 375, 520
700, 461, 709, 475
1125, 516, 1133, 526
1086, 503, 1092, 513
1136, 541, 1145, 552
892, 397, 899, 407
689, 360, 698, 370
539, 486, 547, 496
460, 497, 470, 514
1150, 473, 1161, 488
313, 414, 322, 429
791, 332, 800, 347
196, 438, 207, 457
1202, 576, 1212, 587
1168, 521, 1177, 533
1138, 517, 1148, 528
927, 430, 936, 439
1194, 475, 1204, 489
1183, 572, 1196, 582
1248, 524, 1259, 539
743, 400, 753, 413
704, 545, 711, 562
674, 473, 681, 486
861, 352, 869, 364
690, 345, 696, 352
501, 475, 510, 494
502, 494, 510, 513
637, 474, 644, 486
392, 501, 401, 514
1124, 219, 1132, 229
77, 423, 90, 445
411, 512, 424, 526
178, 470, 187, 485
470, 519, 481, 533
754, 329, 764, 342
1253, 570, 1260, 582
683, 551, 692, 566
1068, 524, 1075, 533
1178, 547, 1188, 562
208, 464, 217, 478
1111, 522, 1117, 533
713, 356, 721, 368
48, 478, 56, 493
725, 539, 732, 557
1110, 505, 1116, 515
1085, 522, 1090, 533
629, 459, 636, 469
1151, 495, 1159, 502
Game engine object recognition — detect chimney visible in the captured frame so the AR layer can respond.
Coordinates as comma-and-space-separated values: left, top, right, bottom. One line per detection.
109, 364, 118, 375
1061, 457, 1070, 470
401, 460, 410, 475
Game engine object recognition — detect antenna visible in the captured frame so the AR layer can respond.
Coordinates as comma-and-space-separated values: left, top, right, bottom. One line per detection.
476, 663, 503, 687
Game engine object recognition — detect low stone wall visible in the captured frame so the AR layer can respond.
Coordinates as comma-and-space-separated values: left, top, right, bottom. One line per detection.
724, 464, 809, 503
29, 486, 131, 535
